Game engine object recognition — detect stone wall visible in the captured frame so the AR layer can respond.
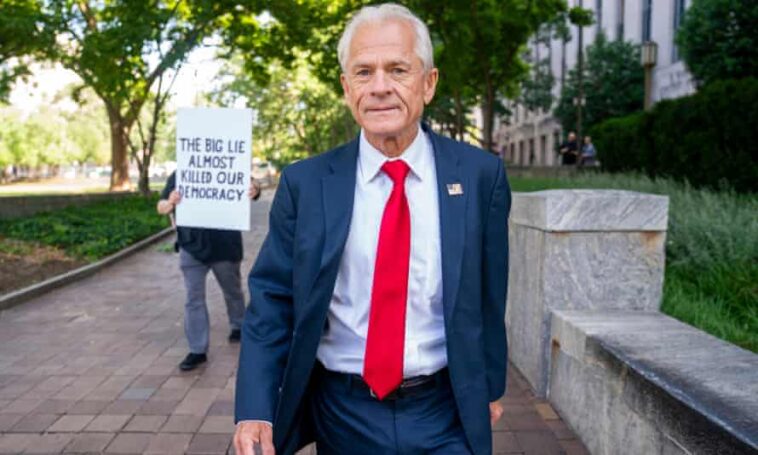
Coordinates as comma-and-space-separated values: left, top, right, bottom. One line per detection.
505, 189, 758, 454
549, 310, 758, 455
506, 190, 668, 395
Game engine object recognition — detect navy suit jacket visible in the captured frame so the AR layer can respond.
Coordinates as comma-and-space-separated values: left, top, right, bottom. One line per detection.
235, 125, 511, 455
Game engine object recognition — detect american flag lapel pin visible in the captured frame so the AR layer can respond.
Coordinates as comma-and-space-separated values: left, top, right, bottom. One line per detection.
446, 183, 463, 196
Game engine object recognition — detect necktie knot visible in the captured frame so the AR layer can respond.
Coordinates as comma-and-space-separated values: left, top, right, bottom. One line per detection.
381, 160, 410, 186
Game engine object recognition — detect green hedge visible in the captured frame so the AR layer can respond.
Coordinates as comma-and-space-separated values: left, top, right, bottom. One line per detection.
0, 193, 169, 260
590, 78, 758, 193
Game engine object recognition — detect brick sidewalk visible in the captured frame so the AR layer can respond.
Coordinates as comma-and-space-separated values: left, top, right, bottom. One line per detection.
0, 191, 587, 454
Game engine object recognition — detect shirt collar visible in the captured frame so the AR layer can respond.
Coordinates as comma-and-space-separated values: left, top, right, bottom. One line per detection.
358, 125, 429, 185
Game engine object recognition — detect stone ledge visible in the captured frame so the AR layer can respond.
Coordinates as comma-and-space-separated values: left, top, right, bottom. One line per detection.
550, 310, 758, 454
511, 190, 669, 232
0, 191, 143, 220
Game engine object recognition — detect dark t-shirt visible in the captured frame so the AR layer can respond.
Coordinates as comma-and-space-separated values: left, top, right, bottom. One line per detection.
161, 171, 243, 264
559, 139, 578, 165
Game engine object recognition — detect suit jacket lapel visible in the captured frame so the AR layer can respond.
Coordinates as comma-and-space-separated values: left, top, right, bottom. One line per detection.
427, 126, 467, 322
320, 138, 358, 273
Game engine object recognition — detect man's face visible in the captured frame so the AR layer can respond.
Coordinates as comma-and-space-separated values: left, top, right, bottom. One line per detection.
568, 133, 576, 141
340, 20, 438, 141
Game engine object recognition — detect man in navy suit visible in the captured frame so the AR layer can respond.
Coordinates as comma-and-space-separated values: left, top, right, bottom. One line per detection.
234, 3, 511, 454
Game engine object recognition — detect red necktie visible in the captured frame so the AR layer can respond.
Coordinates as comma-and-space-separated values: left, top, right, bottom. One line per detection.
363, 160, 411, 400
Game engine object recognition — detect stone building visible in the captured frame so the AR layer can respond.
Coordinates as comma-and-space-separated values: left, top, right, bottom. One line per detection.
496, 0, 696, 167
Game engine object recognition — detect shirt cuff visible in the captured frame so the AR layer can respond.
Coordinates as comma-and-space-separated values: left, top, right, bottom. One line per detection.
236, 420, 273, 427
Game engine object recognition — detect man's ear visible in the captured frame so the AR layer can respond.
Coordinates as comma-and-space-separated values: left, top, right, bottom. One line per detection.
340, 73, 351, 101
424, 68, 439, 105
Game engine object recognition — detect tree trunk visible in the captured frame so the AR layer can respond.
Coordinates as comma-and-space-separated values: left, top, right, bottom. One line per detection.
561, 39, 567, 90
481, 77, 495, 153
454, 90, 464, 141
138, 166, 150, 196
106, 107, 132, 191
137, 149, 151, 196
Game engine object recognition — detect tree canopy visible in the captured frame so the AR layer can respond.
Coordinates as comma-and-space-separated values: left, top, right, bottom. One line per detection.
210, 53, 356, 169
0, 0, 52, 102
676, 0, 758, 86
555, 32, 643, 135
2, 0, 581, 175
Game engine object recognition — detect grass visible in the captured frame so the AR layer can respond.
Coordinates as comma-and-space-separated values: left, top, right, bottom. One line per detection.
509, 172, 757, 353
0, 193, 170, 261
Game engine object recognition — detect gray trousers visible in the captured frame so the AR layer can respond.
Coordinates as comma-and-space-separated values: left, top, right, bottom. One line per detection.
179, 249, 246, 354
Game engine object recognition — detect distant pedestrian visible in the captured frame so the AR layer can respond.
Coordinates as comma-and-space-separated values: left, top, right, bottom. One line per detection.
558, 131, 579, 165
580, 136, 597, 167
157, 171, 261, 371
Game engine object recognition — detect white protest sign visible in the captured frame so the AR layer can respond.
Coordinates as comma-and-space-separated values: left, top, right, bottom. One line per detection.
175, 107, 253, 231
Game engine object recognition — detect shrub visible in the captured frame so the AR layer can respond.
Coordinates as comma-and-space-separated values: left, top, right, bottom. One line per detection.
0, 194, 169, 260
590, 78, 758, 193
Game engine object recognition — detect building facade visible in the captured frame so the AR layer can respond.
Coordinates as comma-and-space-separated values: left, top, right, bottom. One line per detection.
497, 0, 695, 167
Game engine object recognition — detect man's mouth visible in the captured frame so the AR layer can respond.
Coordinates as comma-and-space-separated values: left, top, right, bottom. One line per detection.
366, 106, 399, 113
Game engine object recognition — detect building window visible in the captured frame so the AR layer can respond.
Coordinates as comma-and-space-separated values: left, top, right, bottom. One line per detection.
553, 130, 561, 164
529, 138, 535, 165
672, 0, 687, 61
616, 0, 625, 40
519, 141, 525, 166
595, 0, 603, 34
642, 0, 653, 42
510, 143, 515, 162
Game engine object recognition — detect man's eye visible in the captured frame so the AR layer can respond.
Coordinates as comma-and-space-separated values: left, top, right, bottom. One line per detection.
391, 68, 407, 75
356, 69, 370, 77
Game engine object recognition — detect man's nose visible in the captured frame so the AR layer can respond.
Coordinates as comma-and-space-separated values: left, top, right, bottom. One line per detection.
369, 70, 392, 95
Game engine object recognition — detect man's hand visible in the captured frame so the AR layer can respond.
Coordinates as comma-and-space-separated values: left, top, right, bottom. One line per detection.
168, 190, 182, 205
234, 421, 275, 455
489, 401, 504, 427
248, 180, 261, 200
157, 190, 182, 215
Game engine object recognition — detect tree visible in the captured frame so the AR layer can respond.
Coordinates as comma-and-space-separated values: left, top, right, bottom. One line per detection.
61, 88, 111, 166
268, 1, 571, 151
555, 32, 643, 135
29, 1, 243, 190
676, 0, 758, 86
0, 0, 52, 102
520, 26, 556, 113
412, 1, 568, 152
126, 68, 178, 195
211, 54, 356, 169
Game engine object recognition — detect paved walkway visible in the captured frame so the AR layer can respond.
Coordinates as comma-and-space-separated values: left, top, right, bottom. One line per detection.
0, 190, 588, 454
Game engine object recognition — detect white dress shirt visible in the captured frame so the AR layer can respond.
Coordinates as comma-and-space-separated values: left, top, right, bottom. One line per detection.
316, 127, 447, 377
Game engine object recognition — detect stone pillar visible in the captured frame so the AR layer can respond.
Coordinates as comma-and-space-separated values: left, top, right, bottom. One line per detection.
505, 190, 669, 396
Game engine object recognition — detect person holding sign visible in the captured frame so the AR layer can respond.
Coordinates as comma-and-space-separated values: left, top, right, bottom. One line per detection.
157, 171, 261, 371
234, 4, 510, 455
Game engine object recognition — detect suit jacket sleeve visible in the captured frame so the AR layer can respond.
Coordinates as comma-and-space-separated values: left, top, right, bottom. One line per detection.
482, 159, 511, 402
235, 170, 297, 423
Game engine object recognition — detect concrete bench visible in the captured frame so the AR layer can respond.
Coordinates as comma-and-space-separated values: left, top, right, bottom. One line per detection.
549, 310, 758, 455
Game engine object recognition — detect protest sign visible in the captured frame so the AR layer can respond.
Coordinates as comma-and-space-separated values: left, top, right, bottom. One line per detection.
175, 107, 253, 231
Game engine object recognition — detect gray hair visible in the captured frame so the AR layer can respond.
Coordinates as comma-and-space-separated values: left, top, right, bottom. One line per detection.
337, 3, 434, 73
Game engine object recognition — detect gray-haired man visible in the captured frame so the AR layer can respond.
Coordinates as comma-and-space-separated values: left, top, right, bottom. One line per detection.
234, 4, 510, 454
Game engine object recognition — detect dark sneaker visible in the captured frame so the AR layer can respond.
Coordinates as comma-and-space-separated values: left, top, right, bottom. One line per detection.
228, 329, 241, 343
179, 353, 207, 371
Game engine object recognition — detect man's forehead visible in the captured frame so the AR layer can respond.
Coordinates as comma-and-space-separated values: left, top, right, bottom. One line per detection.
347, 20, 416, 60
